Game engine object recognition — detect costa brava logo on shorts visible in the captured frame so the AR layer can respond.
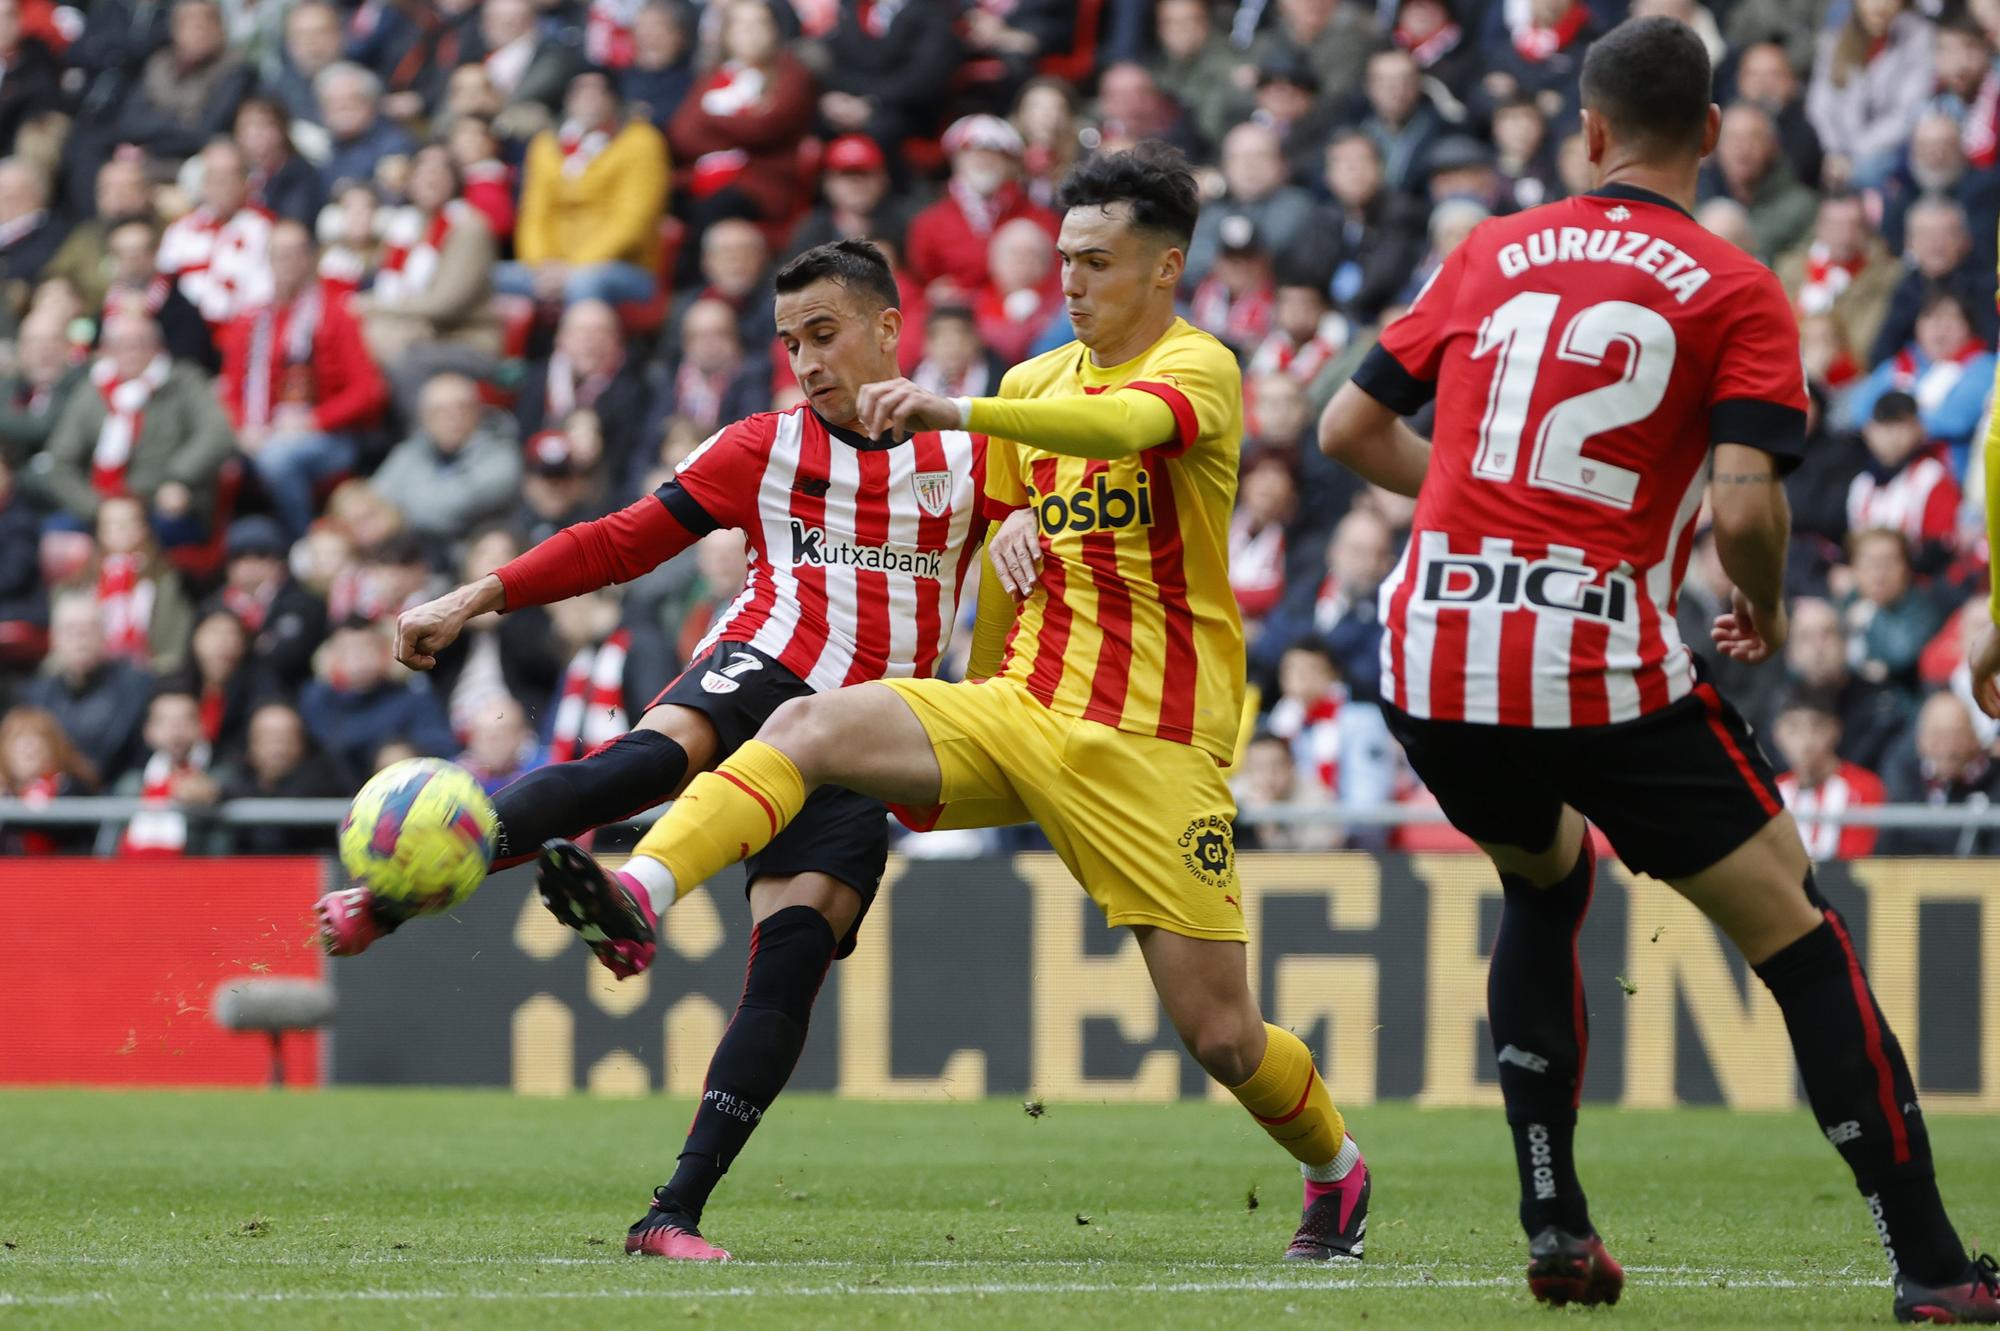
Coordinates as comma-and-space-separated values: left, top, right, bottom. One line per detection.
1178, 815, 1236, 892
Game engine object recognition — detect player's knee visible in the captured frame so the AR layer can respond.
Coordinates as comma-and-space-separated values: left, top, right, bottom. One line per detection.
759, 696, 836, 773
1181, 1013, 1263, 1087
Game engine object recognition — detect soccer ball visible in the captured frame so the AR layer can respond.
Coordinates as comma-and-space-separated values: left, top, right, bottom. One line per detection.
338, 758, 498, 914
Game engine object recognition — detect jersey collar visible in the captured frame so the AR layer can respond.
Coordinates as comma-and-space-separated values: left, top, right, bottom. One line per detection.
1585, 182, 1693, 219
812, 406, 903, 452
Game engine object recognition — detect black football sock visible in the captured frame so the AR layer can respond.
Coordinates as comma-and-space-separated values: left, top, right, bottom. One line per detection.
1753, 876, 1966, 1287
489, 731, 689, 869
662, 904, 837, 1223
1489, 841, 1596, 1238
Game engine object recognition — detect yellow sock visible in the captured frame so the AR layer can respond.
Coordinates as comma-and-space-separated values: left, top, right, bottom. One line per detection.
1229, 1024, 1345, 1168
630, 740, 807, 901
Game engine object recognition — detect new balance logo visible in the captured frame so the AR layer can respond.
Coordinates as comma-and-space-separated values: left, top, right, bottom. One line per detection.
1825, 1120, 1863, 1146
793, 476, 830, 498
1498, 1044, 1550, 1074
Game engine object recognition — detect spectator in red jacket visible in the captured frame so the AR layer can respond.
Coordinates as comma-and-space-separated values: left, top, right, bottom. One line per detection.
905, 113, 1059, 303
1774, 691, 1885, 860
1847, 390, 1962, 573
668, 0, 816, 233
217, 219, 388, 536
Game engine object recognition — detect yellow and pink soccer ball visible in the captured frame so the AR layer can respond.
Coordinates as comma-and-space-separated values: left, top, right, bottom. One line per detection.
338, 758, 498, 913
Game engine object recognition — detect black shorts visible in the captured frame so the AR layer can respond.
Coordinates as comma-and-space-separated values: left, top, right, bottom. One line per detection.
1383, 672, 1785, 880
649, 643, 889, 958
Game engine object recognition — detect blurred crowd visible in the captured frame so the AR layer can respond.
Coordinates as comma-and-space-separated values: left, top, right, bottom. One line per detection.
0, 0, 1994, 859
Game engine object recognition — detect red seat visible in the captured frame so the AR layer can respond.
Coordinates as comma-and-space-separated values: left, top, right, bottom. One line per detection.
166, 458, 243, 583
1037, 0, 1104, 86
0, 620, 48, 667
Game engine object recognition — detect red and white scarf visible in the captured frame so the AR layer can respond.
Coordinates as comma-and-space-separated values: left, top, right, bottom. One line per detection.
243, 284, 324, 430
1966, 67, 2000, 169
558, 119, 614, 178
548, 628, 630, 762
1248, 312, 1350, 384
122, 745, 211, 855
1267, 690, 1346, 794
672, 359, 729, 429
1796, 242, 1869, 317
222, 578, 276, 633
96, 553, 156, 664
1228, 512, 1287, 620
1512, 2, 1589, 61
948, 178, 1021, 240
157, 205, 275, 326
544, 349, 622, 421
1890, 339, 1988, 415
1190, 276, 1274, 352
89, 353, 171, 498
1396, 18, 1463, 70
104, 275, 173, 323
585, 0, 640, 66
375, 203, 467, 305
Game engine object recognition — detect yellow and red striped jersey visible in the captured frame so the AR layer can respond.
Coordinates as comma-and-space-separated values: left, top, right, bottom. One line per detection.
980, 318, 1246, 762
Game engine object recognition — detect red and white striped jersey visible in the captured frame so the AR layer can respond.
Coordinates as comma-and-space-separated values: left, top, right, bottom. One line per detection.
1778, 761, 1885, 860
660, 406, 988, 691
1353, 185, 1809, 727
1847, 448, 1961, 548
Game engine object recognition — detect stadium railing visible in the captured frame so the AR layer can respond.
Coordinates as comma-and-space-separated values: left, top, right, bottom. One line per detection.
2, 796, 1997, 835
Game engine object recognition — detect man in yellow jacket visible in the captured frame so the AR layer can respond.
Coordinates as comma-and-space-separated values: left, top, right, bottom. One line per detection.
1970, 347, 2000, 718
500, 68, 670, 309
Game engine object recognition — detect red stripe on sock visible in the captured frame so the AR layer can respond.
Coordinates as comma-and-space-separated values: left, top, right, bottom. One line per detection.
1824, 908, 1911, 1165
1252, 1069, 1318, 1126
1569, 839, 1597, 1111
717, 770, 778, 837
1696, 683, 1781, 817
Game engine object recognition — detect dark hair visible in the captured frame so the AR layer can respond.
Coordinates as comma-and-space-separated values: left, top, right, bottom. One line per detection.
1055, 141, 1200, 248
1281, 637, 1338, 668
1919, 281, 1976, 325
773, 238, 900, 312
1580, 16, 1713, 157
1776, 689, 1840, 722
926, 304, 976, 331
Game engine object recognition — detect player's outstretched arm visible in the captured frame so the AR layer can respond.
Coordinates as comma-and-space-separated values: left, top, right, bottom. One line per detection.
394, 496, 701, 670
857, 377, 1180, 461
1707, 442, 1792, 665
1317, 381, 1430, 499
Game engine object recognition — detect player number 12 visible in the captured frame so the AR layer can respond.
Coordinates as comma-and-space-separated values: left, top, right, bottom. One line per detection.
1468, 290, 1673, 511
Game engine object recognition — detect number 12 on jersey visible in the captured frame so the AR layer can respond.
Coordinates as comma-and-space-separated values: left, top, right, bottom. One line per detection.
1468, 290, 1676, 511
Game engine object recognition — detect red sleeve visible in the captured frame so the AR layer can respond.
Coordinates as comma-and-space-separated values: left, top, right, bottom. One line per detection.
1126, 380, 1198, 457
1351, 244, 1470, 415
1838, 764, 1886, 859
309, 300, 389, 433
494, 496, 699, 610
1707, 270, 1809, 467
667, 417, 770, 523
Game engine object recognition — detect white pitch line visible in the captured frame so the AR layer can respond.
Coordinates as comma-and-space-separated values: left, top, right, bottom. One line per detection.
0, 1273, 1894, 1307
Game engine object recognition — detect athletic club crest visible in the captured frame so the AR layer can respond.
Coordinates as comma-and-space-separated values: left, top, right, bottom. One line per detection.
911, 470, 953, 518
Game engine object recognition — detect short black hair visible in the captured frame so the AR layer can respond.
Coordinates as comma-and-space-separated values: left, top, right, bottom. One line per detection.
1580, 16, 1713, 157
1055, 141, 1200, 249
773, 238, 899, 312
926, 304, 976, 332
1776, 689, 1840, 723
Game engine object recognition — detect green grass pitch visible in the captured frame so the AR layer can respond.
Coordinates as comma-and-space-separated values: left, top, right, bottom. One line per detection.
3, 1091, 1996, 1329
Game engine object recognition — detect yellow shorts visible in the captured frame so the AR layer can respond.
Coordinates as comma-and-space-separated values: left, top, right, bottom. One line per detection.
876, 674, 1245, 941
